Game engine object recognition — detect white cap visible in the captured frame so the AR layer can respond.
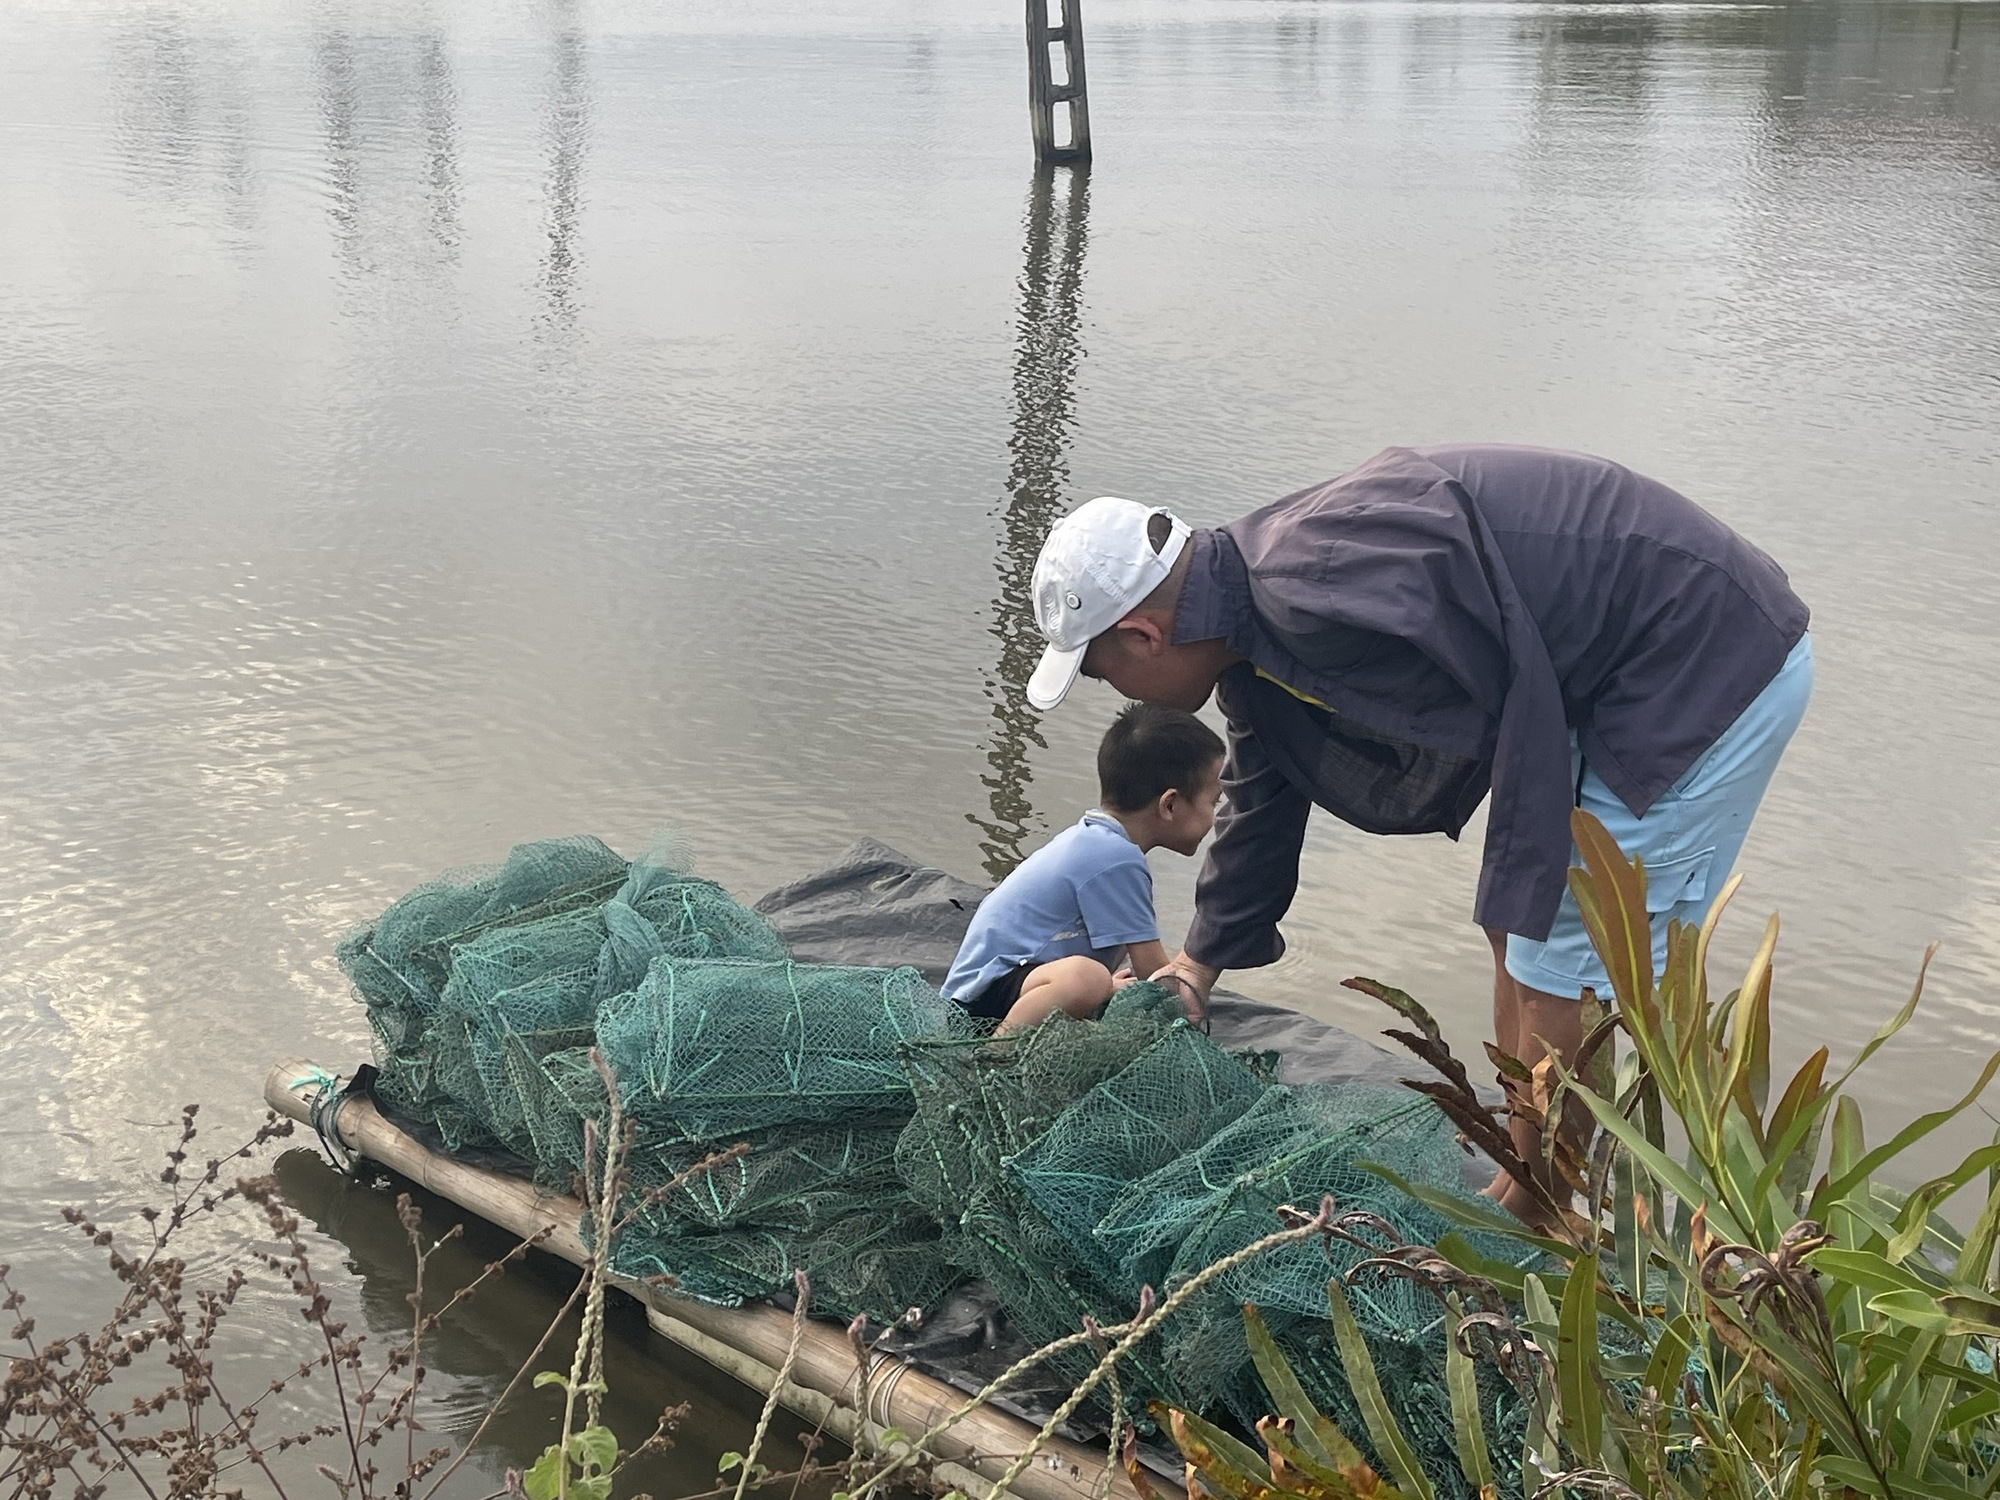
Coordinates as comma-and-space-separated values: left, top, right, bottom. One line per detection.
1025, 497, 1192, 711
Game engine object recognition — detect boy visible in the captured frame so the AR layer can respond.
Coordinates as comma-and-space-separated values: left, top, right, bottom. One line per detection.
944, 703, 1226, 1032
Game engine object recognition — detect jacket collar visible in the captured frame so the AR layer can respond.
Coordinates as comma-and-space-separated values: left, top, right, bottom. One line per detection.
1170, 529, 1256, 651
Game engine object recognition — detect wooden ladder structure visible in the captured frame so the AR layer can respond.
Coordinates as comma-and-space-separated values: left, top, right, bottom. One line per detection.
1026, 0, 1091, 163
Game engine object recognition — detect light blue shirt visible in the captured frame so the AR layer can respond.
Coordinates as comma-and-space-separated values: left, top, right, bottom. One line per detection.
944, 812, 1158, 1004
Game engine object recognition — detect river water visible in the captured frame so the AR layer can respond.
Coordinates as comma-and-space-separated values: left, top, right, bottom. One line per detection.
3, 0, 1997, 1491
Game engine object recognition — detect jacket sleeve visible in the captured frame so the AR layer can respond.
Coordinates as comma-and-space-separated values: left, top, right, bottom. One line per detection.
1184, 676, 1313, 971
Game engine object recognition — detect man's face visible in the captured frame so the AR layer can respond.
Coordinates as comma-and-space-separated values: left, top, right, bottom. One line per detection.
1081, 627, 1224, 712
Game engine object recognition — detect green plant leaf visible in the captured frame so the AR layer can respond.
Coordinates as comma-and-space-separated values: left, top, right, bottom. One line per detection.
1816, 1052, 2000, 1216
1521, 1272, 1558, 1344
1356, 1164, 1577, 1259
1939, 1293, 2000, 1335
1809, 1248, 1946, 1301
1242, 1306, 1366, 1472
533, 1370, 569, 1390
1327, 1277, 1435, 1500
1640, 1314, 1694, 1408
1444, 1309, 1494, 1493
1827, 944, 1938, 1097
1943, 1389, 2000, 1434
1820, 1452, 1983, 1500
1720, 914, 1779, 1143
1256, 1417, 1386, 1500
1888, 1180, 1957, 1266
1753, 1046, 1833, 1213
1544, 1056, 1749, 1242
1162, 1404, 1278, 1491
1866, 1289, 1955, 1334
1556, 1254, 1604, 1459
1569, 810, 1656, 1032
572, 1425, 618, 1476
1433, 1233, 1535, 1302
524, 1445, 565, 1500
1955, 1164, 2000, 1289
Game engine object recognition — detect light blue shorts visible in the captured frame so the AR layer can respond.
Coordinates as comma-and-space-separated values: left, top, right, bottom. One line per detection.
1505, 633, 1814, 1000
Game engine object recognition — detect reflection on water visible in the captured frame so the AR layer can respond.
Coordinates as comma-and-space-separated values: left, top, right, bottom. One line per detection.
420, 29, 462, 256
975, 164, 1093, 882
1, 0, 1997, 1482
272, 1150, 833, 1496
538, 0, 588, 347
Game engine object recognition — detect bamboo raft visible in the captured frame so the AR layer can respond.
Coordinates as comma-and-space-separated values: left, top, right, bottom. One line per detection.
265, 1056, 1142, 1500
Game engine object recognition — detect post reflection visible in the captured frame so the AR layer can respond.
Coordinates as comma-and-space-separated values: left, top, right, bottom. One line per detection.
971, 163, 1092, 883
310, 25, 363, 274
419, 28, 462, 255
536, 0, 590, 346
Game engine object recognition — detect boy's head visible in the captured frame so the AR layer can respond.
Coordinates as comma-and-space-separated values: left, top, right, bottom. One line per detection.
1097, 703, 1226, 856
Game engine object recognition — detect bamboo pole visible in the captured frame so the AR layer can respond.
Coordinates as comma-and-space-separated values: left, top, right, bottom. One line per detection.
263, 1057, 1139, 1500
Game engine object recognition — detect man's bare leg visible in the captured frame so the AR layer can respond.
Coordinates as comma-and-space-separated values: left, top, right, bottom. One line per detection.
1482, 929, 1521, 1205
1483, 929, 1584, 1226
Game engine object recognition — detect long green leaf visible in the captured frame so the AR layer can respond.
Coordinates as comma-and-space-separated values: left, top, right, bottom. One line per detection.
1827, 945, 1939, 1098
1570, 809, 1655, 1019
1556, 1254, 1605, 1459
1944, 1389, 2000, 1435
1356, 1163, 1578, 1259
1866, 1289, 1957, 1334
1897, 1333, 1961, 1485
1826, 1095, 1870, 1254
1640, 1313, 1693, 1398
1815, 1051, 2000, 1215
1443, 1318, 1494, 1495
1720, 914, 1780, 1143
1808, 1248, 1947, 1301
1765, 1047, 1830, 1160
1326, 1277, 1434, 1500
1255, 1418, 1377, 1500
1545, 1057, 1749, 1242
1888, 1179, 1958, 1266
1815, 1452, 1971, 1500
1955, 1165, 2000, 1290
1165, 1406, 1280, 1498
1433, 1232, 1536, 1303
1614, 1152, 1643, 1315
1748, 1067, 1840, 1227
1242, 1305, 1365, 1471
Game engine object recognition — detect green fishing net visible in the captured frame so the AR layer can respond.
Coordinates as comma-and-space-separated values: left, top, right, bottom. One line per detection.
597, 957, 968, 1139
340, 836, 1528, 1494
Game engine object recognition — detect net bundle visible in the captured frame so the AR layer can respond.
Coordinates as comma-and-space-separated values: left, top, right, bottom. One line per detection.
898, 991, 1525, 1494
340, 836, 1526, 1494
338, 837, 968, 1321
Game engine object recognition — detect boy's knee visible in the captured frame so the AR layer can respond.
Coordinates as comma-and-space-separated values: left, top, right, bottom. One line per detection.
1044, 955, 1114, 1016
1051, 954, 1113, 994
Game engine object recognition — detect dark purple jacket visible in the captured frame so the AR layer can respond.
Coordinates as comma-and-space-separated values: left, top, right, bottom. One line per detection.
1177, 444, 1809, 964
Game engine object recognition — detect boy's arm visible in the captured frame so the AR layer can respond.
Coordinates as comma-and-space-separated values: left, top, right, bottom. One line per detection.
1120, 939, 1169, 986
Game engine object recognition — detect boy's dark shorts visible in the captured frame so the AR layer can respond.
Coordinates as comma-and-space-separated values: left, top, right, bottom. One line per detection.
957, 962, 1036, 1022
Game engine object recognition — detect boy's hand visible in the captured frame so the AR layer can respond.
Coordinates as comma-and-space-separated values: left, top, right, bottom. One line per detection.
1150, 953, 1220, 1025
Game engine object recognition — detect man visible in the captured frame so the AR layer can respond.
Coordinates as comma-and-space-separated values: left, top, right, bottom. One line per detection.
1024, 445, 1811, 1223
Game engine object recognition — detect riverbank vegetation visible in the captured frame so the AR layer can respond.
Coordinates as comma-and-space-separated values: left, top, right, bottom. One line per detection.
1158, 810, 2000, 1499
7, 811, 1996, 1499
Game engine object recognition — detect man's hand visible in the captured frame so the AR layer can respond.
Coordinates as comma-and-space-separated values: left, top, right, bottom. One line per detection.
1149, 952, 1220, 1026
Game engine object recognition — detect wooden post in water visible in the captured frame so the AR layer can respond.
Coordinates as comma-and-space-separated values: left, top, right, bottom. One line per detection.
1026, 0, 1091, 163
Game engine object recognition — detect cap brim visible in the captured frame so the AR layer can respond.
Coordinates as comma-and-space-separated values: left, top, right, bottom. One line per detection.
1026, 643, 1086, 711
